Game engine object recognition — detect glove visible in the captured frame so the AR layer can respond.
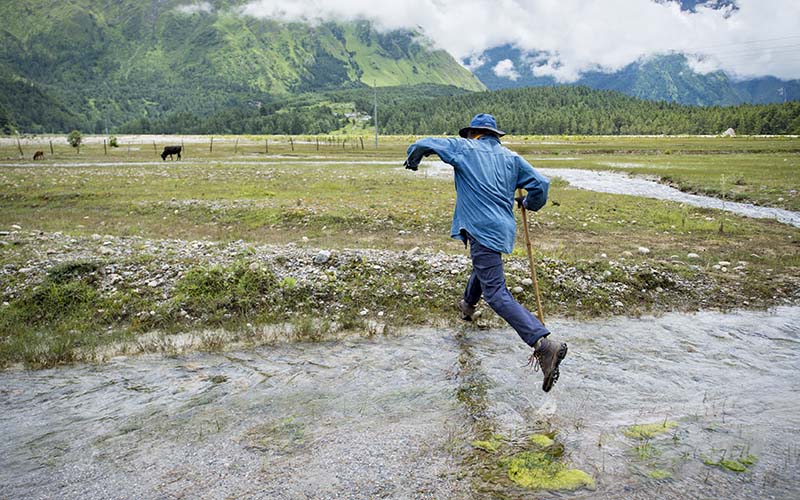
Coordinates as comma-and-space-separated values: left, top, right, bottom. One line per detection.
515, 195, 526, 209
403, 158, 418, 171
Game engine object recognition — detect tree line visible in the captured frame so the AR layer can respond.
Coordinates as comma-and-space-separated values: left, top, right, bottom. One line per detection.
4, 83, 799, 136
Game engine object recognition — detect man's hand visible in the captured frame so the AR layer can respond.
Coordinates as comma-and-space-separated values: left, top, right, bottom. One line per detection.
515, 195, 526, 209
403, 158, 419, 171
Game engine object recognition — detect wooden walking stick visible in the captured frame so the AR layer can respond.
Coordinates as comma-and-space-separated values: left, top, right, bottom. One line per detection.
517, 188, 545, 325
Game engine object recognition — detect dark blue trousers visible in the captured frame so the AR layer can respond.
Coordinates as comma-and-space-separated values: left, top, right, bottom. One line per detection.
463, 233, 550, 347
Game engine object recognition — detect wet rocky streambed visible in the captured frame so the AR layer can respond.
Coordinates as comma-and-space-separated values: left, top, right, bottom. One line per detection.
2, 307, 798, 499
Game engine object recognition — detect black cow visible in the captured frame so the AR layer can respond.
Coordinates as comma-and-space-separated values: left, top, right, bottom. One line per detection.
161, 145, 182, 161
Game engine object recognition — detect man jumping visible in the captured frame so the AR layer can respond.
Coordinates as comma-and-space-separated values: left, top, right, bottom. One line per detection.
404, 113, 568, 392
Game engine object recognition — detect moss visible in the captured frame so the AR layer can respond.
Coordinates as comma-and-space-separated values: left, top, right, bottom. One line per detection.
647, 469, 672, 480
718, 459, 747, 472
528, 434, 555, 448
624, 421, 677, 439
704, 454, 758, 473
504, 451, 595, 491
471, 434, 507, 452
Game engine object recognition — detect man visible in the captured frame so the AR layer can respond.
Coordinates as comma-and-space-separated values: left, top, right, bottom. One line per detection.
404, 113, 567, 392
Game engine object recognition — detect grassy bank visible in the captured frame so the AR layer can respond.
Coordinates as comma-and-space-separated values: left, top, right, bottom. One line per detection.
1, 135, 798, 367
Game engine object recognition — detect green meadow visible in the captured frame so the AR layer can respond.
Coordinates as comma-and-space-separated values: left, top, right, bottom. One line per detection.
0, 134, 798, 367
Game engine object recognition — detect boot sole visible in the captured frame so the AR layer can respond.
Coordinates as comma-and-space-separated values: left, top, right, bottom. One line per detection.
542, 343, 568, 393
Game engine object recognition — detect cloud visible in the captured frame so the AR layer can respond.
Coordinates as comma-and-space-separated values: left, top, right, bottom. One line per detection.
493, 59, 520, 80
239, 0, 800, 81
176, 2, 214, 15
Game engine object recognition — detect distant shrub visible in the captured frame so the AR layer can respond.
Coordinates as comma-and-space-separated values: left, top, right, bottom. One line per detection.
67, 130, 82, 148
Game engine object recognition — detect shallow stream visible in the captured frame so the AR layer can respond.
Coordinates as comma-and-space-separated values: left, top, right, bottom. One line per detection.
425, 162, 800, 228
2, 307, 798, 498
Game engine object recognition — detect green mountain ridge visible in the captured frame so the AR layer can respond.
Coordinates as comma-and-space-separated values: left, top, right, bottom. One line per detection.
0, 0, 484, 133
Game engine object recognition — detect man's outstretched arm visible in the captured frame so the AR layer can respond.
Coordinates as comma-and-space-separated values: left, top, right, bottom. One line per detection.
404, 138, 461, 171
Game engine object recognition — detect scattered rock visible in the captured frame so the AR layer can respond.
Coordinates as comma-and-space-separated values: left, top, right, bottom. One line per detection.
11, 224, 22, 230
314, 250, 331, 265
687, 253, 700, 259
521, 278, 533, 286
638, 247, 650, 255
621, 251, 633, 258
512, 286, 524, 293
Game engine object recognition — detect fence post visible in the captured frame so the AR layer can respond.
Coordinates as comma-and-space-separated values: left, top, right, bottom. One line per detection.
153, 142, 157, 156
316, 138, 319, 151
360, 137, 364, 150
210, 137, 213, 153
290, 137, 294, 152
49, 140, 54, 155
265, 138, 268, 154
104, 139, 107, 155
16, 138, 23, 157
234, 138, 238, 154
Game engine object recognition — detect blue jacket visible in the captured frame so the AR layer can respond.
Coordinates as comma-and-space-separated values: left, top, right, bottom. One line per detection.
405, 135, 549, 254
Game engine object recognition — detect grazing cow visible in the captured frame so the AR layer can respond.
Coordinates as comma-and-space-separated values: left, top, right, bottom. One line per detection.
33, 151, 44, 160
161, 145, 182, 161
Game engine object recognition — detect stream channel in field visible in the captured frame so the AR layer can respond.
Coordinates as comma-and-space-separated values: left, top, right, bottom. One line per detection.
425, 162, 800, 228
2, 307, 799, 499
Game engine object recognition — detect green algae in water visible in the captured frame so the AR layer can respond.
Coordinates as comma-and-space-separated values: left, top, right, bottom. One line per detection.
503, 451, 595, 491
647, 469, 672, 480
624, 421, 678, 439
471, 434, 507, 453
528, 434, 555, 448
704, 454, 758, 473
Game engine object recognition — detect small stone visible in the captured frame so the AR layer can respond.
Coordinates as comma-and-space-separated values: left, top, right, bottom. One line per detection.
148, 280, 160, 287
91, 234, 102, 240
622, 251, 633, 258
718, 261, 731, 266
600, 253, 607, 258
301, 236, 309, 242
687, 253, 700, 259
99, 247, 114, 255
408, 247, 421, 255
359, 309, 368, 316
11, 224, 21, 230
378, 311, 384, 317
512, 286, 524, 293
521, 278, 533, 286
249, 262, 260, 272
2, 302, 9, 307
669, 255, 680, 260
638, 247, 650, 255
314, 250, 331, 265
614, 301, 624, 308
656, 287, 664, 293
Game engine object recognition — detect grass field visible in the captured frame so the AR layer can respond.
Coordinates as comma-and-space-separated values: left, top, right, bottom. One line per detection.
1, 134, 798, 367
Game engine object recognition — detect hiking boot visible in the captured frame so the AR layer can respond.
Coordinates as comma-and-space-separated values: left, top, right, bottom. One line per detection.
527, 337, 568, 392
458, 299, 476, 321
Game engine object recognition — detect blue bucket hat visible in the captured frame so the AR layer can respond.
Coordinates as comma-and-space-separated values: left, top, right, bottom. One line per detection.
459, 113, 506, 138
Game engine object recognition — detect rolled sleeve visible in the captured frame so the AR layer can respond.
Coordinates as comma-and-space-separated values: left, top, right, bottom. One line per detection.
516, 156, 549, 212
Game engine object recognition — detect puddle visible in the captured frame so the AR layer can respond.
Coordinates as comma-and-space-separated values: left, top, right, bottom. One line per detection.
1, 307, 798, 498
422, 162, 800, 228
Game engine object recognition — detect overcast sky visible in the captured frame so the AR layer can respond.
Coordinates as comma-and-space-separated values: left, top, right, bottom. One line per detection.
235, 0, 800, 81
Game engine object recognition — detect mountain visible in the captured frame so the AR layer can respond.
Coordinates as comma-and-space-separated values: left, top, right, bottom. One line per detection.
0, 0, 484, 133
470, 45, 799, 107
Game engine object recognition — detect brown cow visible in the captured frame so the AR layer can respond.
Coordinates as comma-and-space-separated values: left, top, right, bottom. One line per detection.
33, 151, 44, 160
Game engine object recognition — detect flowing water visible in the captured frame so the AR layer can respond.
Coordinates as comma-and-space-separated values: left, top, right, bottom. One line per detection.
2, 307, 799, 499
424, 162, 800, 228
